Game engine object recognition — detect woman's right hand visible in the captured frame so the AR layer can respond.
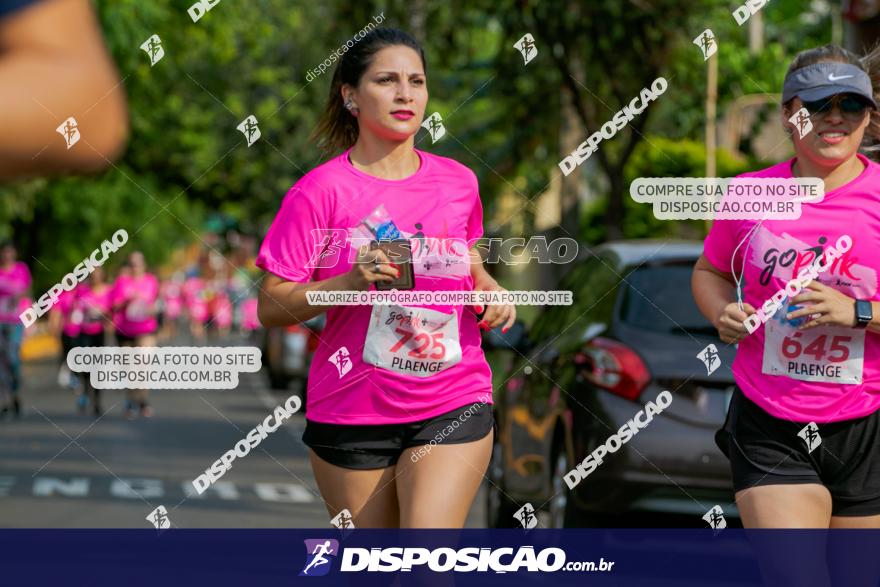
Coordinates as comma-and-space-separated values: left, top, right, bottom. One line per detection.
715, 302, 756, 344
346, 245, 400, 291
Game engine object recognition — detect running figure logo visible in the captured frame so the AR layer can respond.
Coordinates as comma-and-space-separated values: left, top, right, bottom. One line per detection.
139, 34, 165, 66
693, 29, 717, 61
330, 508, 356, 529
146, 505, 171, 529
702, 505, 726, 530
306, 229, 347, 269
236, 115, 261, 147
514, 503, 538, 529
56, 117, 80, 149
798, 422, 822, 453
421, 112, 446, 143
789, 107, 814, 139
513, 33, 538, 65
697, 344, 721, 375
329, 346, 352, 378
299, 538, 339, 577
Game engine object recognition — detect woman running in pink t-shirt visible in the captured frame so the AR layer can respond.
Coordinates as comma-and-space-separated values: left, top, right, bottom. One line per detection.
51, 267, 112, 415
0, 242, 31, 418
160, 273, 185, 340
112, 251, 159, 419
78, 267, 112, 414
257, 27, 515, 528
694, 44, 880, 529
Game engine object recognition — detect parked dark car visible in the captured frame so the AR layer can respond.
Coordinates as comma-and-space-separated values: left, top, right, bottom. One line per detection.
484, 240, 738, 527
260, 314, 325, 398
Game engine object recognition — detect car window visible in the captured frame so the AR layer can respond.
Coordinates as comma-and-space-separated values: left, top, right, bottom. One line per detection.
527, 251, 622, 344
619, 263, 713, 334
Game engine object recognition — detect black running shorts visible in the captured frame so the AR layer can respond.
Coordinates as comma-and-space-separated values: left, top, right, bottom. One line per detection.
716, 386, 880, 516
303, 402, 495, 470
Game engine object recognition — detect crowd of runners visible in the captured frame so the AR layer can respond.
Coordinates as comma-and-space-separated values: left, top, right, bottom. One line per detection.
0, 239, 261, 420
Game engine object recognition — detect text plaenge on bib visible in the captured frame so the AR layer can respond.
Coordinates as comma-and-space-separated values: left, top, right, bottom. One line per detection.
703, 153, 880, 423
362, 304, 463, 378
256, 147, 493, 425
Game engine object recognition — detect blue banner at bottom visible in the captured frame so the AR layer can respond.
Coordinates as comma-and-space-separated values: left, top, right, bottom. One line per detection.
3, 529, 880, 586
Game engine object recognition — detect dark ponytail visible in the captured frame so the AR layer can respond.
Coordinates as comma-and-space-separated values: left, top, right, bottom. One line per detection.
310, 28, 426, 157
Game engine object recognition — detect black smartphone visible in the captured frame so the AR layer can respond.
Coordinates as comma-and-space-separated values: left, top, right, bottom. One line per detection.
370, 239, 415, 290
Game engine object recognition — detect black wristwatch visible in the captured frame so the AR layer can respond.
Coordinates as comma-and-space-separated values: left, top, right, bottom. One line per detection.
854, 299, 872, 329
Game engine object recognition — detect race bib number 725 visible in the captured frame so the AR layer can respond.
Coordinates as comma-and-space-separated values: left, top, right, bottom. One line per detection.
362, 304, 462, 378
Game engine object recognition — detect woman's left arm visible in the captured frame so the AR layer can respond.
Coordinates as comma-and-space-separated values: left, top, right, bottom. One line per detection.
787, 280, 880, 333
469, 247, 516, 333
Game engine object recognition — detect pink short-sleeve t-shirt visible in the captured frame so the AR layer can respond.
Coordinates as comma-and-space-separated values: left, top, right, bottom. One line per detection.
79, 284, 112, 336
704, 153, 880, 423
54, 289, 82, 337
0, 262, 31, 324
112, 273, 159, 337
257, 147, 493, 424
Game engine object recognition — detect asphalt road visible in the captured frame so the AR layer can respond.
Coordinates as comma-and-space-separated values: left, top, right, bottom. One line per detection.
0, 336, 488, 529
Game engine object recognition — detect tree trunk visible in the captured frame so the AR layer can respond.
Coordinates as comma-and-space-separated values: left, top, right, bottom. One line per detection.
605, 170, 624, 241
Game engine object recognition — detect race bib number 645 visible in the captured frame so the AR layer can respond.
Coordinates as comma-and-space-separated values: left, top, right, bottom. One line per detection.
763, 319, 865, 384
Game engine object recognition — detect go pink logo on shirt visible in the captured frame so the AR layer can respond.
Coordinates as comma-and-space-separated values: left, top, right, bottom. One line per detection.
753, 229, 876, 297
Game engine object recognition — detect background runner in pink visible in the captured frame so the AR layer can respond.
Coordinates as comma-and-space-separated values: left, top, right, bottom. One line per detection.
704, 153, 880, 423
257, 146, 493, 424
111, 273, 159, 336
0, 260, 30, 325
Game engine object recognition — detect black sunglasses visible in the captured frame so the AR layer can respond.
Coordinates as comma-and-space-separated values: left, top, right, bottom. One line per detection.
801, 94, 872, 117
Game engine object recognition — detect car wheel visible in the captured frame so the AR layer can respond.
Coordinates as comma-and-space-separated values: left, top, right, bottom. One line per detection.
547, 451, 570, 528
486, 437, 519, 528
549, 437, 610, 528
